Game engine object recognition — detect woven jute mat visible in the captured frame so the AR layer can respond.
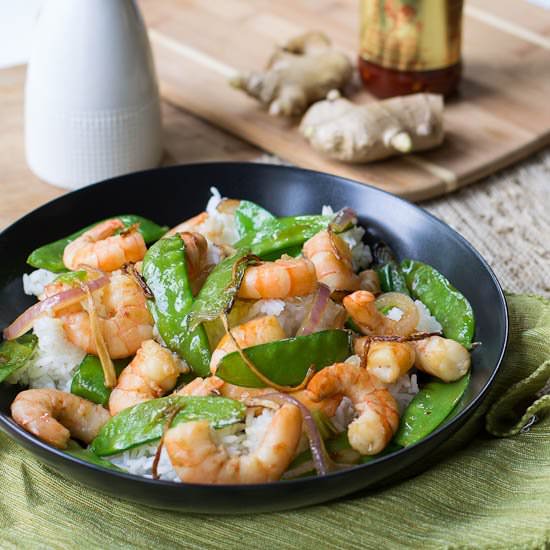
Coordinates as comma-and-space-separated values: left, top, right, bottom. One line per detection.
424, 149, 550, 297
259, 148, 550, 298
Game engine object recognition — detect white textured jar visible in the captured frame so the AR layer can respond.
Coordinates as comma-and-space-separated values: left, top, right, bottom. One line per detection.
25, 0, 162, 189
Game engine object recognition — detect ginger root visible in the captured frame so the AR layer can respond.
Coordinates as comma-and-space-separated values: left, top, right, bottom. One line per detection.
300, 91, 444, 163
230, 31, 352, 117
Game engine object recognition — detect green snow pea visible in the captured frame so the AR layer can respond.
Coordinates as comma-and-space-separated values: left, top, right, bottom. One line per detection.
27, 215, 168, 272
65, 441, 123, 472
234, 200, 276, 238
394, 373, 471, 447
91, 395, 246, 456
377, 261, 410, 295
234, 215, 332, 259
401, 259, 475, 347
70, 355, 130, 406
187, 249, 253, 330
0, 334, 38, 383
142, 235, 211, 376
216, 330, 352, 388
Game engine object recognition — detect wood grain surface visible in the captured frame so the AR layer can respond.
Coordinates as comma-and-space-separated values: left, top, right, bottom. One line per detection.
138, 0, 550, 200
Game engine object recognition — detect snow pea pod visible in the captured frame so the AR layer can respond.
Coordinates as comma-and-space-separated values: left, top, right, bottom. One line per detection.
216, 329, 352, 388
70, 355, 130, 406
234, 215, 332, 259
0, 334, 38, 383
91, 395, 246, 456
234, 200, 276, 238
65, 441, 123, 472
401, 259, 475, 347
27, 215, 168, 272
142, 235, 211, 376
393, 373, 471, 447
187, 249, 252, 330
377, 261, 410, 295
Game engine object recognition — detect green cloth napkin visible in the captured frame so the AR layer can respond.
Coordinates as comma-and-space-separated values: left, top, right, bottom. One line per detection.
1, 294, 549, 550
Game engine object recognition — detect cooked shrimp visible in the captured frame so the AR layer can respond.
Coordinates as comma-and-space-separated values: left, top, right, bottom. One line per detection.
175, 376, 225, 397
343, 290, 419, 336
238, 257, 317, 300
210, 315, 286, 373
165, 212, 209, 237
355, 337, 415, 384
63, 219, 146, 272
358, 269, 381, 295
109, 340, 182, 415
59, 270, 153, 358
307, 362, 399, 455
413, 336, 471, 382
303, 230, 359, 292
164, 403, 302, 484
11, 389, 110, 449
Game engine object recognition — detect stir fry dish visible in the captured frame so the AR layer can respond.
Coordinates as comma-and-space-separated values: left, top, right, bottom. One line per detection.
1, 189, 475, 484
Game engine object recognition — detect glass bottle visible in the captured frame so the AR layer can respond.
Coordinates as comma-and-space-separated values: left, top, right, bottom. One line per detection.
358, 0, 463, 98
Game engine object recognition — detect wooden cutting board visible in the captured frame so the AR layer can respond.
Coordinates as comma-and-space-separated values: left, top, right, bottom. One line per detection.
138, 0, 550, 201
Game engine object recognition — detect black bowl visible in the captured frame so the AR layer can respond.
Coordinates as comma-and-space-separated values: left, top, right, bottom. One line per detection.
0, 162, 508, 514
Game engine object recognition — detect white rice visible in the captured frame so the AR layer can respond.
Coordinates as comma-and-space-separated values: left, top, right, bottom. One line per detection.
388, 373, 420, 413
321, 205, 372, 271
331, 397, 355, 433
386, 307, 403, 321
415, 300, 443, 333
199, 186, 240, 246
321, 204, 372, 271
340, 225, 372, 272
214, 409, 274, 456
107, 410, 274, 481
22, 269, 57, 297
6, 316, 86, 391
108, 445, 180, 483
206, 242, 225, 266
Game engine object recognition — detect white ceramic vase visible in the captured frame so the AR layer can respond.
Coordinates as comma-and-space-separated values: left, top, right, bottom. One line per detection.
25, 0, 163, 190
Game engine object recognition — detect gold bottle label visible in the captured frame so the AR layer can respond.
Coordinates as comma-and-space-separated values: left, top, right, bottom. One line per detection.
360, 0, 463, 72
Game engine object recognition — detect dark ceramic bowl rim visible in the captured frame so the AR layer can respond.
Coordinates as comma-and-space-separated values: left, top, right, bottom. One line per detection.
0, 161, 508, 492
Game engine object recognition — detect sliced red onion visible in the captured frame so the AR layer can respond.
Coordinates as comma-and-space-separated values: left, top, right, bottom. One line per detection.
296, 283, 331, 337
83, 285, 116, 388
3, 275, 110, 340
282, 460, 315, 480
330, 208, 357, 232
261, 392, 331, 477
